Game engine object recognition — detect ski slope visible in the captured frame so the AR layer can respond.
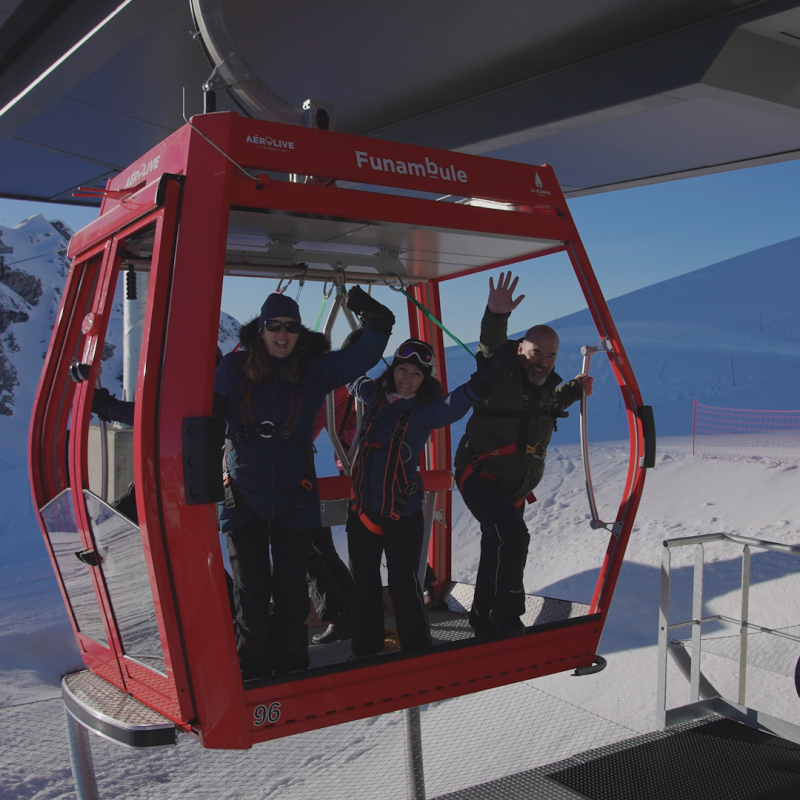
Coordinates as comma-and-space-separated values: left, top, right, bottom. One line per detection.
1, 217, 800, 796
2, 438, 800, 798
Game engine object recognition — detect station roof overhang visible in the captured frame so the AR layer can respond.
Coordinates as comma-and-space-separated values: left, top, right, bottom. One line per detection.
1, 0, 800, 206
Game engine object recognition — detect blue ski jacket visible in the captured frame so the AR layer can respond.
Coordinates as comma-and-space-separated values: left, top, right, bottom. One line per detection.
349, 376, 481, 518
214, 321, 389, 531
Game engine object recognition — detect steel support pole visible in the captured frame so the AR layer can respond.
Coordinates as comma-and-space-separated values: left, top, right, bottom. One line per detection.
64, 708, 100, 800
739, 545, 751, 706
123, 273, 149, 403
404, 706, 426, 800
690, 544, 704, 703
656, 544, 671, 728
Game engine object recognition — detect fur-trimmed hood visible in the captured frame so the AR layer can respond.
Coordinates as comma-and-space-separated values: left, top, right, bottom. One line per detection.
239, 317, 331, 359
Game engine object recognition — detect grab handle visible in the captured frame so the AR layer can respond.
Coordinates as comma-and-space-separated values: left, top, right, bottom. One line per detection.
579, 339, 620, 536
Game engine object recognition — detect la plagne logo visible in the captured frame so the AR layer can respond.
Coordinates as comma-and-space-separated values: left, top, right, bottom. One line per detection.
355, 150, 468, 184
531, 172, 551, 197
246, 134, 295, 152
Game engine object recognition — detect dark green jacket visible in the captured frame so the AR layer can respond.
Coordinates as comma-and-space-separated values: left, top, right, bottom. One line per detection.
454, 308, 583, 501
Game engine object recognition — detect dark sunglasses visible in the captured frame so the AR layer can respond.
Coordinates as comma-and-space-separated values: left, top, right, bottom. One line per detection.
264, 319, 301, 334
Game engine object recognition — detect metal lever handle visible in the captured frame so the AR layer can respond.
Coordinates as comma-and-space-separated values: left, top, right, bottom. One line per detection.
579, 338, 618, 535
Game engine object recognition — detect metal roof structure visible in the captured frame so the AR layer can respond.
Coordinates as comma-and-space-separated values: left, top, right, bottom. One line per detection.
1, 0, 800, 206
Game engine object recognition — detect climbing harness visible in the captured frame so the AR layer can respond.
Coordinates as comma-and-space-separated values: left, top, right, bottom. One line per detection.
456, 385, 567, 505
350, 395, 417, 534
222, 371, 316, 518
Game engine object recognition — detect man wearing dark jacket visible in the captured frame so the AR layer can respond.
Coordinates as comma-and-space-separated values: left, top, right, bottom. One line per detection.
454, 272, 593, 637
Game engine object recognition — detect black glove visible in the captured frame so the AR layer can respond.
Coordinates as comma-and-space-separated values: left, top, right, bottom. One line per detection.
345, 285, 395, 334
467, 342, 518, 400
91, 387, 114, 421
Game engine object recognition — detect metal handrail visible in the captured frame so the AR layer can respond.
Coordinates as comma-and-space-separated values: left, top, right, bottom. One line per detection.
663, 530, 800, 556
658, 530, 800, 737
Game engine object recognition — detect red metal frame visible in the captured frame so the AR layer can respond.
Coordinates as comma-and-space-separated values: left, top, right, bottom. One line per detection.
30, 112, 648, 749
407, 280, 452, 586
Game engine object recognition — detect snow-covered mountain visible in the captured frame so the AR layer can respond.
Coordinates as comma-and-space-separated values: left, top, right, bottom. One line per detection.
0, 215, 71, 446
0, 214, 241, 455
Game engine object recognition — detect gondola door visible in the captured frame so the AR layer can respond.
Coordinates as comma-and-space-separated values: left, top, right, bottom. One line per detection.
32, 178, 209, 732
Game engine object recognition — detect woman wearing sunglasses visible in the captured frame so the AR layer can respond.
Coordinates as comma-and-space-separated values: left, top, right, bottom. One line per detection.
214, 287, 394, 680
347, 337, 516, 659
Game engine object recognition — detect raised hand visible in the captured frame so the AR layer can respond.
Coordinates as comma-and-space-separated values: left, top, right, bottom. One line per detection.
345, 285, 395, 334
488, 271, 525, 314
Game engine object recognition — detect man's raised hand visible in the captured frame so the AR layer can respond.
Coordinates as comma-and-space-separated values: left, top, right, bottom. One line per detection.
488, 271, 525, 314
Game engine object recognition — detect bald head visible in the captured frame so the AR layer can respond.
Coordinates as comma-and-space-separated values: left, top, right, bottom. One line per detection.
524, 325, 559, 348
519, 325, 559, 385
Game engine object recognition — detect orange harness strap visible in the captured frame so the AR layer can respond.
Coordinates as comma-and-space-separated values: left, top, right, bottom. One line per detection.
457, 441, 540, 507
358, 509, 384, 536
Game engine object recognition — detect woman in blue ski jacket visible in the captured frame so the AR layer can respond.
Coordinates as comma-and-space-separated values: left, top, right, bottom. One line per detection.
347, 338, 515, 657
214, 287, 393, 680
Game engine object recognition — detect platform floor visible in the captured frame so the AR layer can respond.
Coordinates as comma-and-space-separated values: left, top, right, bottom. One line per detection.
432, 716, 800, 800
307, 581, 590, 669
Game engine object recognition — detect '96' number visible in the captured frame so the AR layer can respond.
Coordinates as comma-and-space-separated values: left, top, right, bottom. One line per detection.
254, 702, 281, 727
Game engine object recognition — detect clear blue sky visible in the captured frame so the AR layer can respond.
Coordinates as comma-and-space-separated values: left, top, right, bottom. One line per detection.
2, 157, 798, 350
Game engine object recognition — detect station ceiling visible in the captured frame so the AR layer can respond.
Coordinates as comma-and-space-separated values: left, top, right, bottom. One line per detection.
1, 0, 799, 206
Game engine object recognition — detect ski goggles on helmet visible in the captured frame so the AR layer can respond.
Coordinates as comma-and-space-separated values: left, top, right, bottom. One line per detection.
393, 340, 435, 369
264, 319, 301, 334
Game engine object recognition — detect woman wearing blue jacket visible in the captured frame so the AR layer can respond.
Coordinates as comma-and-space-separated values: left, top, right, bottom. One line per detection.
214, 287, 393, 679
347, 338, 515, 657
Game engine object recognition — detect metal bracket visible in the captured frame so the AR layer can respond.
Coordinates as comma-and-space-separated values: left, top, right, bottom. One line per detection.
580, 337, 613, 360
589, 519, 623, 539
204, 54, 251, 92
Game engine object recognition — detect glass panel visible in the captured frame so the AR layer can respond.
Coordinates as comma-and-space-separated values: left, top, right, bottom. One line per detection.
84, 491, 166, 676
40, 490, 109, 648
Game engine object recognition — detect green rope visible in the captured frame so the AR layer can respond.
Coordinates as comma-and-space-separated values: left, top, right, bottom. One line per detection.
313, 294, 329, 332
399, 288, 475, 357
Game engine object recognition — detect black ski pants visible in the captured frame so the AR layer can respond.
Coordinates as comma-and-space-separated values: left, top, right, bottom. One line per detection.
307, 526, 355, 624
347, 508, 430, 656
457, 471, 530, 625
225, 517, 313, 678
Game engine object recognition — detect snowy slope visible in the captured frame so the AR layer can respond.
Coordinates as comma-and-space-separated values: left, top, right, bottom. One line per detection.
1, 225, 800, 797
3, 439, 800, 799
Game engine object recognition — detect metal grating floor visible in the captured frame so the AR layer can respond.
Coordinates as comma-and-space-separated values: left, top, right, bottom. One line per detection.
307, 582, 590, 670
432, 716, 800, 800
63, 671, 174, 730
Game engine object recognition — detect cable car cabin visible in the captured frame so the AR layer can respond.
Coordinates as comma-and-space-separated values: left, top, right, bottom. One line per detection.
29, 111, 652, 750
